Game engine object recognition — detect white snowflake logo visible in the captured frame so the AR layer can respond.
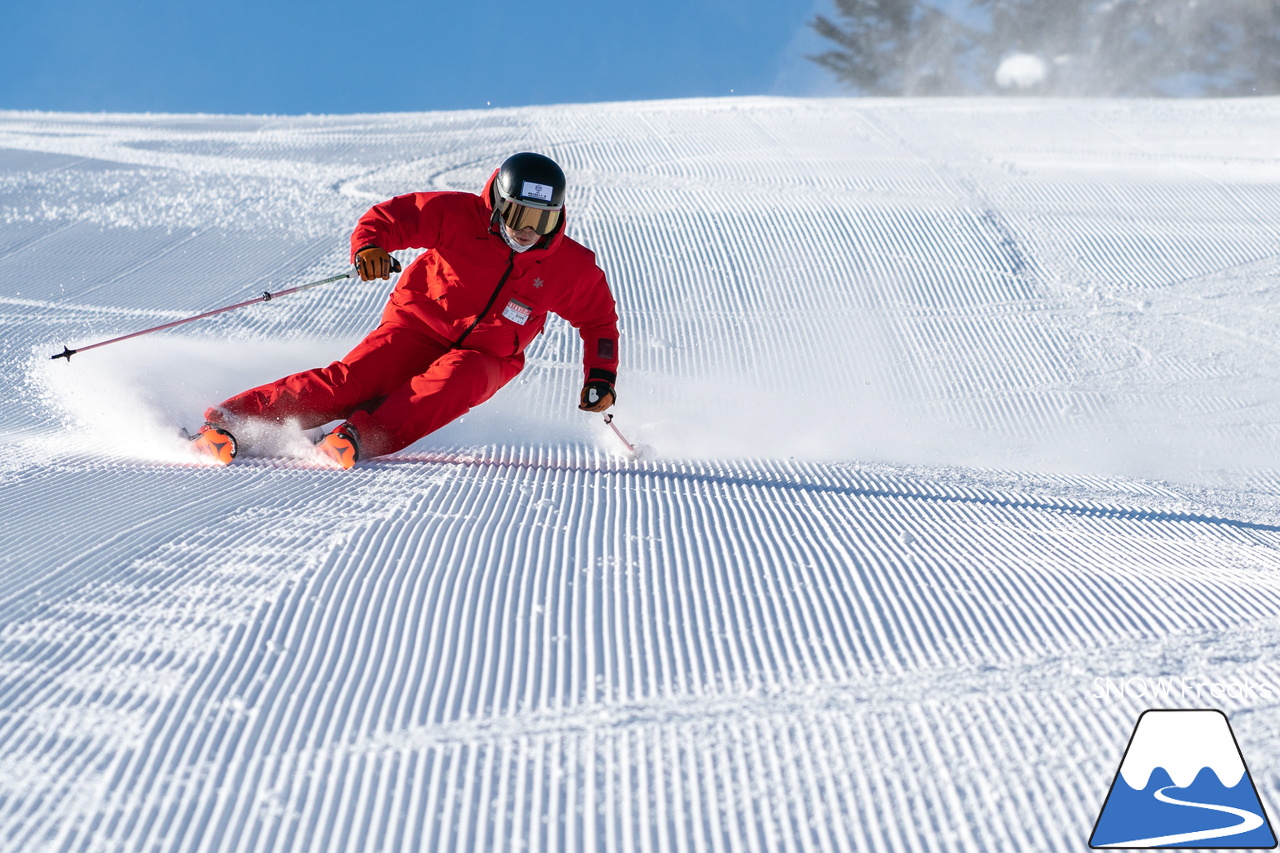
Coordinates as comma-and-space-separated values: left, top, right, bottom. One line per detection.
533, 277, 545, 289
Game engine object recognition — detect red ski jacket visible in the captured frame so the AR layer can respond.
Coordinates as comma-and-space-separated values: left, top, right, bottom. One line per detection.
349, 171, 619, 386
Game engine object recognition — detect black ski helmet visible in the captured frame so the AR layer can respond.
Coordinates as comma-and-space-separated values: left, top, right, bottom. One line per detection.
492, 152, 566, 236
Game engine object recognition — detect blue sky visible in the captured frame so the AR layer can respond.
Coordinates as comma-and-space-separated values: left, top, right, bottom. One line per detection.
2, 0, 840, 115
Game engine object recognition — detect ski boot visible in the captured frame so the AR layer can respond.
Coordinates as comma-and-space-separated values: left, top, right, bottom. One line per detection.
185, 424, 238, 466
315, 423, 361, 470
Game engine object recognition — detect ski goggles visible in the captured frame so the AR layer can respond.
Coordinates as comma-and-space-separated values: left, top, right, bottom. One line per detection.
496, 195, 562, 236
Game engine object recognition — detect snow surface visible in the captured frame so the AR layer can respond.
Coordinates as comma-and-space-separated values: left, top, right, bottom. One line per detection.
4, 96, 1280, 851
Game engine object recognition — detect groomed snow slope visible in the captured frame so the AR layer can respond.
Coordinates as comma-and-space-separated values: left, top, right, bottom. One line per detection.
4, 97, 1280, 852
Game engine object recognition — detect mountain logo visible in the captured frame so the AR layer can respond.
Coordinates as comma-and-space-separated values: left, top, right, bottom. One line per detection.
1090, 709, 1276, 848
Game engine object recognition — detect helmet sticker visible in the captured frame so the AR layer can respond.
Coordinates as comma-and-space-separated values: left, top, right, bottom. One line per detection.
521, 181, 555, 203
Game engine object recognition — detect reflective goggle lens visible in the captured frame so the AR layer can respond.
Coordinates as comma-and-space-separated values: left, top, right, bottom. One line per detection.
498, 198, 562, 236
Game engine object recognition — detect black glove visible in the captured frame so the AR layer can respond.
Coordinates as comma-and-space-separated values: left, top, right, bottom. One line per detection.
578, 380, 616, 412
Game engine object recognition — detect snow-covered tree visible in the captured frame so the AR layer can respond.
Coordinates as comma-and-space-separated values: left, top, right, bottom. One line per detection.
809, 0, 1280, 96
1189, 0, 1280, 96
808, 0, 982, 95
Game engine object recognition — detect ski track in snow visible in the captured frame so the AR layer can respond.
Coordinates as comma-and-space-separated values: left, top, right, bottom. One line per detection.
3, 98, 1280, 851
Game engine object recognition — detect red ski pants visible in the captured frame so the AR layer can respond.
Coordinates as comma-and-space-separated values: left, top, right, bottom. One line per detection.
206, 323, 523, 458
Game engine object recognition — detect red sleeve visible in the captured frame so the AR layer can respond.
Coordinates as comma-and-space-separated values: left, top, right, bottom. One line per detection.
349, 192, 449, 262
560, 267, 620, 385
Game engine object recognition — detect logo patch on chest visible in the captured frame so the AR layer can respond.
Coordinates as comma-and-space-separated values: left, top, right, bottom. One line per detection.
502, 298, 532, 325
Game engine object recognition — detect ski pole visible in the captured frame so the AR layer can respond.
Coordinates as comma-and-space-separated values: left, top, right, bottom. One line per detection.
603, 413, 638, 456
49, 259, 401, 362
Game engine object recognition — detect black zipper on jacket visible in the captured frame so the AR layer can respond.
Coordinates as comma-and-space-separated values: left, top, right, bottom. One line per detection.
451, 250, 516, 349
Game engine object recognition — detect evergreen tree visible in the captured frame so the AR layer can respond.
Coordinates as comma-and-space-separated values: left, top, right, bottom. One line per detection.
809, 0, 1280, 96
808, 0, 982, 95
1190, 0, 1280, 95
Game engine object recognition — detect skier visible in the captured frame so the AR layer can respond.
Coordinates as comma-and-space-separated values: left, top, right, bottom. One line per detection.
188, 152, 619, 467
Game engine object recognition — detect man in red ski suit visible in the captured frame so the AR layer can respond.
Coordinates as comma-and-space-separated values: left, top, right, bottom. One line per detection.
200, 152, 619, 467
